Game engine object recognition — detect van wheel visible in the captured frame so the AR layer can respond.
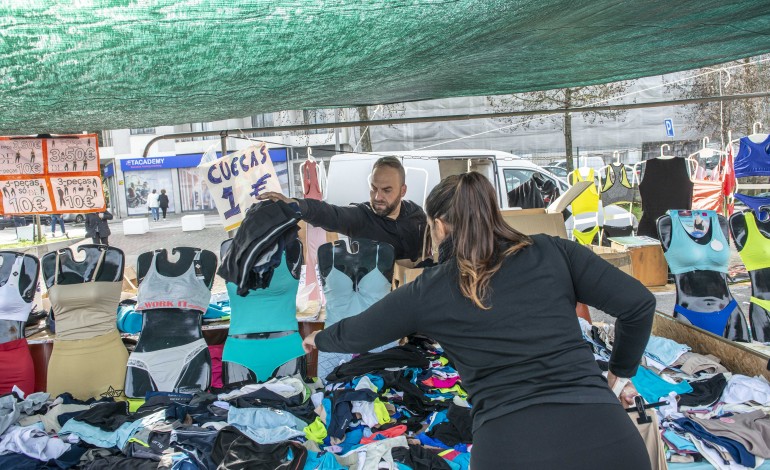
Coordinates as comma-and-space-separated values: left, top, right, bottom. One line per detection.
75, 215, 84, 224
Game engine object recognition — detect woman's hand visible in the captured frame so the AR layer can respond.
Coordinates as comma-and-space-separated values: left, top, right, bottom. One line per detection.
302, 331, 319, 354
607, 371, 640, 407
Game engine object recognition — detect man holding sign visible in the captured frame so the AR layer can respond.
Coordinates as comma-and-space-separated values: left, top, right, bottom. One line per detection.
260, 157, 427, 261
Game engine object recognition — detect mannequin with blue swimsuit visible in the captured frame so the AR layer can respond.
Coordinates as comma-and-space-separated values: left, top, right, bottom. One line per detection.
657, 210, 749, 342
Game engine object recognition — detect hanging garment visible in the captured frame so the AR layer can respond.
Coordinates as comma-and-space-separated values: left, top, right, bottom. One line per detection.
569, 169, 601, 245
637, 158, 694, 239
48, 251, 124, 340
47, 251, 127, 400
302, 162, 326, 304
663, 210, 730, 275
723, 145, 737, 215
218, 201, 301, 296
692, 179, 725, 212
601, 163, 635, 206
734, 210, 770, 342
0, 256, 32, 322
222, 255, 304, 381
0, 338, 34, 395
47, 329, 128, 400
302, 160, 323, 200
507, 178, 545, 209
318, 244, 393, 379
734, 135, 770, 178
733, 193, 770, 222
126, 338, 209, 393
135, 250, 211, 313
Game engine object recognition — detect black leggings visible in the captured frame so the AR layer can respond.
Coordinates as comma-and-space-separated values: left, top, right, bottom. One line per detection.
92, 236, 109, 245
161, 207, 167, 218
471, 403, 651, 470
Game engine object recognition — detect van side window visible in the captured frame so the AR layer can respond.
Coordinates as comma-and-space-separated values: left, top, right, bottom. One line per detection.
504, 169, 540, 193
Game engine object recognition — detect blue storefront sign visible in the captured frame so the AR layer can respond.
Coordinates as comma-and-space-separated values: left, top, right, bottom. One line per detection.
103, 162, 114, 178
120, 148, 287, 172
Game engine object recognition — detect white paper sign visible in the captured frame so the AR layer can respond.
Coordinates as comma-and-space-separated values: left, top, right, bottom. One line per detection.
197, 143, 283, 231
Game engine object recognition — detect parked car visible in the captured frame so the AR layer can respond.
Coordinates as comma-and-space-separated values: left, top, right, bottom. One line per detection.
0, 214, 52, 230
542, 165, 568, 179
60, 213, 86, 224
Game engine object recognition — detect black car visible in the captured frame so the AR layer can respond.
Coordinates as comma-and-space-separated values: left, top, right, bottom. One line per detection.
0, 214, 52, 230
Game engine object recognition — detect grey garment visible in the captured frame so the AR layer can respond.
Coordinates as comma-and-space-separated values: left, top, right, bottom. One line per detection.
18, 403, 90, 432
601, 163, 635, 206
79, 448, 115, 465
692, 410, 770, 458
0, 392, 49, 435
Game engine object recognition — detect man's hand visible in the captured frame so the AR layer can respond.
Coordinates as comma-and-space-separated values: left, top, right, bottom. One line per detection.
302, 331, 319, 354
607, 371, 640, 407
258, 192, 297, 205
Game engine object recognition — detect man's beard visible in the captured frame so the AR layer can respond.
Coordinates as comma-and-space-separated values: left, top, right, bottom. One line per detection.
371, 198, 400, 217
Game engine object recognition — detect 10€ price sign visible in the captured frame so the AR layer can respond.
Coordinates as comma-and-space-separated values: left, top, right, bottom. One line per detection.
0, 134, 106, 215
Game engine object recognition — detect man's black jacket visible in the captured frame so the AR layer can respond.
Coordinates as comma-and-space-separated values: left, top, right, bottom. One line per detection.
296, 199, 427, 261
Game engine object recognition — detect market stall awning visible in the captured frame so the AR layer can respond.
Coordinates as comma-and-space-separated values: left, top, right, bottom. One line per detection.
2, 1, 770, 134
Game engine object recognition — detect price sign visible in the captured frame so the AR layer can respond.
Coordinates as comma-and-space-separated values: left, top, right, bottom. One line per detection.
197, 143, 283, 231
0, 134, 106, 215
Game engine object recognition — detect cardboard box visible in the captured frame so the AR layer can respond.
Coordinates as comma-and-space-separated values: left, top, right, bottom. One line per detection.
501, 181, 593, 239
122, 265, 138, 294
610, 241, 668, 287
652, 312, 770, 381
392, 259, 429, 290
589, 246, 633, 277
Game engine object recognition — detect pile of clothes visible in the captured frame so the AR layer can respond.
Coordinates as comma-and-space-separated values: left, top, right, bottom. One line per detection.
0, 338, 472, 469
582, 319, 770, 469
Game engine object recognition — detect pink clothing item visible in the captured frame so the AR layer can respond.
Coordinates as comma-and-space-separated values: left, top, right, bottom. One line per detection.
360, 424, 407, 444
422, 376, 460, 388
302, 160, 326, 303
209, 344, 224, 389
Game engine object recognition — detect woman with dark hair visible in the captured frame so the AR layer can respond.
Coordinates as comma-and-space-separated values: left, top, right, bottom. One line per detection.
303, 172, 655, 469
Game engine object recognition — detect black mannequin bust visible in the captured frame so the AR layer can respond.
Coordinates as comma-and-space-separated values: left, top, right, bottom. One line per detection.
136, 247, 217, 287
0, 251, 40, 344
318, 238, 395, 285
729, 210, 770, 342
657, 212, 749, 341
42, 245, 124, 287
125, 247, 217, 397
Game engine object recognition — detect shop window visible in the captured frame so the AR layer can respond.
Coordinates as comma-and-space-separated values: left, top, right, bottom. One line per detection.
178, 167, 216, 212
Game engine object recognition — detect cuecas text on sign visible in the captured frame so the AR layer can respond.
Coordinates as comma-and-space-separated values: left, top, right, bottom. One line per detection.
197, 143, 283, 231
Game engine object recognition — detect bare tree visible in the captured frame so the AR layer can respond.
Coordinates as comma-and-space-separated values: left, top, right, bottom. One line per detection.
354, 104, 406, 152
665, 56, 770, 145
486, 83, 634, 172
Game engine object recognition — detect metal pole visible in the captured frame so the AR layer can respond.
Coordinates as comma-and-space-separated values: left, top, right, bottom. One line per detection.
142, 91, 770, 158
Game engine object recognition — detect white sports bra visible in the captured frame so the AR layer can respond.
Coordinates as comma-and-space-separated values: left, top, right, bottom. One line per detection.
0, 256, 33, 322
135, 250, 211, 313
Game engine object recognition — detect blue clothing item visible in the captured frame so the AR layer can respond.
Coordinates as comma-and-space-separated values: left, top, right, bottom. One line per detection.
227, 407, 305, 444
674, 417, 755, 467
150, 207, 159, 221
335, 427, 364, 454
323, 246, 391, 326
664, 210, 730, 275
644, 336, 690, 366
223, 333, 304, 381
226, 258, 298, 335
304, 451, 346, 470
203, 302, 230, 320
674, 300, 739, 336
734, 193, 770, 222
116, 304, 143, 334
352, 374, 385, 391
59, 409, 165, 449
427, 410, 449, 432
734, 135, 770, 178
450, 453, 471, 470
417, 433, 450, 449
631, 367, 693, 403
662, 429, 698, 453
170, 453, 199, 470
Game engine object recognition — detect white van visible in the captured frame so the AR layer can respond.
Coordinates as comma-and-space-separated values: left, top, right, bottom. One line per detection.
324, 150, 636, 235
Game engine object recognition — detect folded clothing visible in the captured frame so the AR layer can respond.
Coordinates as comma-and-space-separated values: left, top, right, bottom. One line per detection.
644, 336, 690, 367
631, 367, 693, 403
678, 373, 728, 407
721, 374, 770, 404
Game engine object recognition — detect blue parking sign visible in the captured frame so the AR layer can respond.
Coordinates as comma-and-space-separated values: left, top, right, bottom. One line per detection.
664, 119, 675, 137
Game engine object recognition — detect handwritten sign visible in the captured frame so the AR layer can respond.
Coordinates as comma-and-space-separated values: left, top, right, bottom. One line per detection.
0, 134, 106, 215
197, 143, 283, 231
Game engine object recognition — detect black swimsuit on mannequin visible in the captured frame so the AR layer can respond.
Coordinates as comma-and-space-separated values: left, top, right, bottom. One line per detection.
318, 238, 395, 284
657, 214, 749, 342
126, 248, 217, 396
729, 211, 770, 342
0, 252, 39, 344
218, 238, 305, 387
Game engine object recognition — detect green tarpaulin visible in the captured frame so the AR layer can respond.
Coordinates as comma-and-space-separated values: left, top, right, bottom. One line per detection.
2, 1, 770, 134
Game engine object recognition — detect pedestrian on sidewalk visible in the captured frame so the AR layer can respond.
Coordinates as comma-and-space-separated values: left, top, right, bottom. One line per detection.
147, 189, 160, 221
158, 189, 169, 220
50, 213, 66, 238
85, 210, 112, 245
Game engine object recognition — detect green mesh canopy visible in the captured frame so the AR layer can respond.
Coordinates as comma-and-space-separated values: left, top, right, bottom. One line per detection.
2, 1, 770, 134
